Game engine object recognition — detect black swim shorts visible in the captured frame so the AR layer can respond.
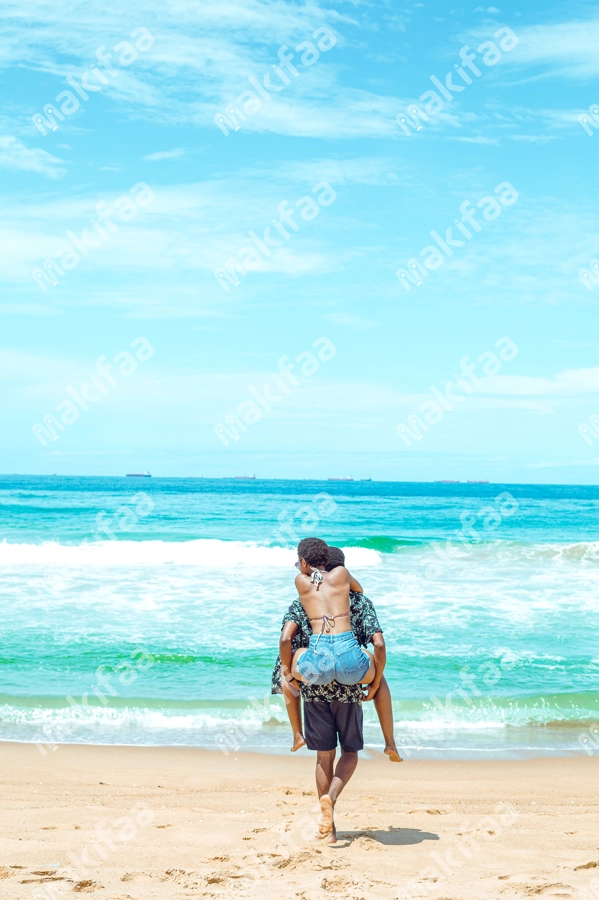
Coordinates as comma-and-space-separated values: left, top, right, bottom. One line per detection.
303, 700, 364, 752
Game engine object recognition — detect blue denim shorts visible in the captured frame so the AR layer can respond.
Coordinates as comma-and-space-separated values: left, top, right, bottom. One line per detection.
296, 631, 370, 686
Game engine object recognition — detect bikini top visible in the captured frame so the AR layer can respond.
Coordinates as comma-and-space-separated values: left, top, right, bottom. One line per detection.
309, 612, 351, 647
306, 567, 350, 644
309, 567, 324, 591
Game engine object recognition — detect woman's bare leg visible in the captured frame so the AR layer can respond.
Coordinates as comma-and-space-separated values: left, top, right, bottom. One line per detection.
291, 647, 309, 682
280, 675, 306, 752
373, 676, 402, 762
360, 648, 376, 684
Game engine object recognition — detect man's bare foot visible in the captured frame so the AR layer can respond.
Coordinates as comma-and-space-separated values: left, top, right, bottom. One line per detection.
319, 794, 335, 840
384, 746, 403, 762
291, 733, 306, 752
323, 823, 337, 844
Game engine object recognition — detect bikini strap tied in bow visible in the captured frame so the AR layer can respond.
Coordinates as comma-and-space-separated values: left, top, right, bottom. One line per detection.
314, 614, 335, 648
309, 567, 324, 591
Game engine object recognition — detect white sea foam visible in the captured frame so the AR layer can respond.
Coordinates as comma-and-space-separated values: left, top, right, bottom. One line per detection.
0, 538, 382, 568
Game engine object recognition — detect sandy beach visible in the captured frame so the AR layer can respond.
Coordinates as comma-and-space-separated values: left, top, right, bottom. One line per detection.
1, 742, 596, 900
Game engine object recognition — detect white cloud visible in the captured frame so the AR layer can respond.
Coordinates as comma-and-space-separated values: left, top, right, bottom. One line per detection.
469, 17, 599, 79
484, 366, 599, 397
0, 135, 66, 178
0, 0, 404, 141
321, 313, 378, 329
446, 136, 499, 144
143, 148, 185, 161
247, 156, 419, 187
510, 134, 556, 143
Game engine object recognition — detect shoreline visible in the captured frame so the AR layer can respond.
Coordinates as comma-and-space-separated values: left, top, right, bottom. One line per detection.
3, 735, 590, 761
1, 741, 597, 899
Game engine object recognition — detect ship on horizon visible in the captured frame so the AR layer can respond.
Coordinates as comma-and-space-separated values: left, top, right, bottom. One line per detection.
126, 471, 151, 477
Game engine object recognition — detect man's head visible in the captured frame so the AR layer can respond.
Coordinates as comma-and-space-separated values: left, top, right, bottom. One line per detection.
325, 546, 345, 571
297, 537, 329, 575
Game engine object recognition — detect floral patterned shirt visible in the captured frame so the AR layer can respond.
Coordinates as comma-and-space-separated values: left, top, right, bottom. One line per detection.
271, 592, 382, 704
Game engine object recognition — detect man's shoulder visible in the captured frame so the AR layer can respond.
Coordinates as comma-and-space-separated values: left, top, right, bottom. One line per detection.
349, 591, 375, 612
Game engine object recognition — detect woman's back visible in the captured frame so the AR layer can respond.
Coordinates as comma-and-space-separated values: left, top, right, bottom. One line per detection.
295, 565, 352, 633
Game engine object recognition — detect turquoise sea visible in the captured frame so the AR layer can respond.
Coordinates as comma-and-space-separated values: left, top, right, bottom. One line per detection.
1, 475, 598, 759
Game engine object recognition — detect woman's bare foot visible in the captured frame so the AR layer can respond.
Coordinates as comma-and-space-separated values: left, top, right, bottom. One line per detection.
384, 746, 403, 762
291, 732, 306, 752
318, 794, 335, 840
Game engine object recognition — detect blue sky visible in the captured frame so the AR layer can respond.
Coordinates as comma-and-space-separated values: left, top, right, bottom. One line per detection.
1, 0, 599, 482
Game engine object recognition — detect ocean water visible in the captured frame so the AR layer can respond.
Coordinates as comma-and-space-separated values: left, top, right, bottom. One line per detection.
1, 475, 598, 760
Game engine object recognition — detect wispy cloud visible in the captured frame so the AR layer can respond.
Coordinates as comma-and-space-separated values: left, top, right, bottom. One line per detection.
143, 148, 185, 161
484, 367, 599, 397
446, 136, 499, 145
0, 135, 66, 178
321, 313, 378, 329
468, 17, 599, 80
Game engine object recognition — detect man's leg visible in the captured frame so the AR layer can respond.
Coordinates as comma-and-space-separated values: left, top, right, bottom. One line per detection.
318, 750, 358, 843
315, 748, 335, 799
328, 749, 358, 802
373, 676, 402, 762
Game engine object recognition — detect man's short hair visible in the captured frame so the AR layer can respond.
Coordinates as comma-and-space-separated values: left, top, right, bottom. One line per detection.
325, 546, 345, 571
297, 537, 329, 568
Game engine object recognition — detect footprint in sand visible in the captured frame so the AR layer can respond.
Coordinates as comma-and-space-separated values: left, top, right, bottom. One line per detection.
527, 884, 574, 896
206, 873, 226, 884
407, 807, 449, 815
121, 872, 153, 883
160, 869, 187, 881
320, 875, 358, 891
72, 880, 101, 892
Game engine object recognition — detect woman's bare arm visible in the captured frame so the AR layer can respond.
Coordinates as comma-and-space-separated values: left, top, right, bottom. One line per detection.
347, 570, 363, 593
